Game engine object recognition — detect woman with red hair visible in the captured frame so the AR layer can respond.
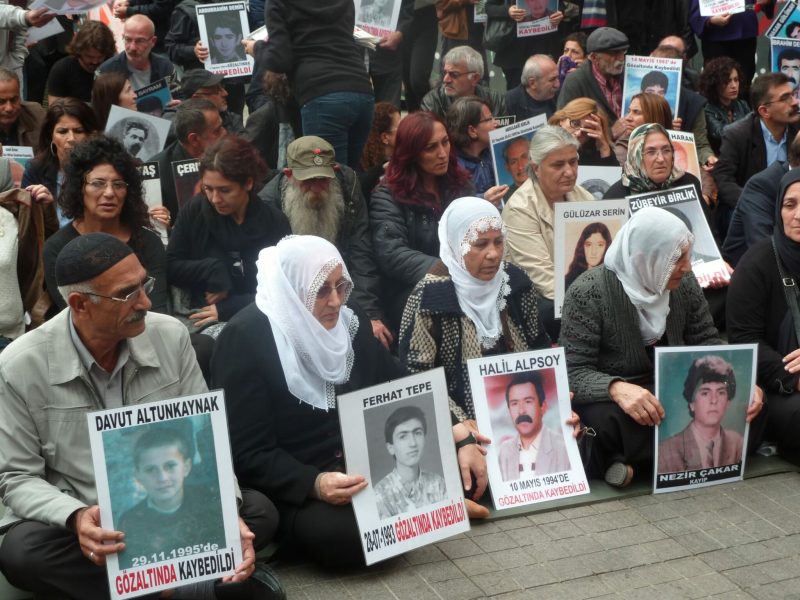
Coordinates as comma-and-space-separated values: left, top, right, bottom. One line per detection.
370, 111, 474, 329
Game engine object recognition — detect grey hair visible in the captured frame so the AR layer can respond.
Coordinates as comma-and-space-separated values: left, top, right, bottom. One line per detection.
443, 46, 484, 79
529, 125, 580, 165
521, 54, 554, 86
0, 68, 19, 84
58, 283, 100, 304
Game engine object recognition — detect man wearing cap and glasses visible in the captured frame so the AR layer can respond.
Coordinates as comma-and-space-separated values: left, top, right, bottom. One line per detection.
558, 26, 630, 140
178, 68, 245, 135
0, 233, 284, 599
260, 136, 393, 349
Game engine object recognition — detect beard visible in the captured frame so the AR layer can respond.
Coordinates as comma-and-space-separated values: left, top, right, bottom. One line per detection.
282, 178, 345, 244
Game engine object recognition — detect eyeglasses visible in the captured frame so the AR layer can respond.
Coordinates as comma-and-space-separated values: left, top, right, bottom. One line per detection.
122, 35, 151, 46
478, 117, 496, 124
762, 92, 795, 106
317, 280, 352, 302
643, 147, 674, 160
85, 178, 129, 193
442, 70, 474, 80
83, 276, 155, 304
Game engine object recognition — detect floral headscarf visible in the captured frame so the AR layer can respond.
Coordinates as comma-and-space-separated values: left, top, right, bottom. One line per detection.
622, 123, 684, 194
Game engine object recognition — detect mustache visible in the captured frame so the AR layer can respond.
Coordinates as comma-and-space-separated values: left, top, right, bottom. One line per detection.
126, 310, 147, 323
515, 414, 533, 425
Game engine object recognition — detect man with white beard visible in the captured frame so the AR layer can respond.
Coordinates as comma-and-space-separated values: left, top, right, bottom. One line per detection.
259, 136, 393, 348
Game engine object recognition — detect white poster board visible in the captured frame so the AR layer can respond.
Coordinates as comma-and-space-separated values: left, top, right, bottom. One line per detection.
338, 369, 470, 565
654, 345, 756, 493
106, 105, 171, 162
468, 348, 590, 511
197, 1, 254, 78
354, 0, 402, 38
488, 114, 547, 190
576, 165, 622, 200
622, 55, 683, 118
698, 0, 745, 17
515, 0, 557, 37
88, 391, 242, 599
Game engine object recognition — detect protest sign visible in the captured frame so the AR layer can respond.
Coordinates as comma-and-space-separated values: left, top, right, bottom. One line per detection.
474, 0, 487, 23
654, 345, 756, 493
468, 348, 590, 511
26, 18, 64, 43
489, 114, 547, 189
628, 184, 729, 288
553, 199, 628, 318
197, 2, 254, 78
771, 37, 800, 99
88, 391, 241, 599
577, 165, 622, 200
2, 146, 33, 188
106, 106, 170, 162
766, 0, 800, 38
354, 0, 401, 39
516, 0, 557, 37
135, 78, 172, 117
31, 0, 107, 14
171, 158, 202, 210
668, 130, 701, 180
622, 55, 683, 117
338, 368, 470, 565
698, 0, 745, 17
139, 161, 167, 244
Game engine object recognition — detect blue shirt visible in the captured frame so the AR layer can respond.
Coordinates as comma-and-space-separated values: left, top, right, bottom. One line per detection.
760, 120, 788, 167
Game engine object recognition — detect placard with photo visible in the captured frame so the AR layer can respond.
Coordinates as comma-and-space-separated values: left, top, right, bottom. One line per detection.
138, 161, 167, 245
488, 113, 547, 190
106, 105, 171, 162
628, 184, 728, 288
171, 158, 202, 210
667, 130, 701, 180
135, 78, 172, 118
698, 0, 745, 17
2, 146, 34, 188
354, 0, 402, 39
654, 345, 756, 493
771, 37, 800, 100
468, 348, 590, 511
515, 0, 558, 37
766, 0, 800, 39
553, 199, 628, 318
576, 165, 622, 200
474, 0, 488, 23
621, 55, 683, 118
88, 391, 241, 599
197, 1, 254, 78
338, 369, 470, 566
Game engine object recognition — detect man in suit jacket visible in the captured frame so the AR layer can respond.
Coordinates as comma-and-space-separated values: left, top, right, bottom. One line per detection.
713, 73, 800, 234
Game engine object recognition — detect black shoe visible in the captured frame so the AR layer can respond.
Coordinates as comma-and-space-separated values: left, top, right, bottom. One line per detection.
214, 563, 286, 600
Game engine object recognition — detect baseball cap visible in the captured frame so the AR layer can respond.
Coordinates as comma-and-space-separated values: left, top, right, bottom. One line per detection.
286, 136, 336, 180
180, 69, 225, 98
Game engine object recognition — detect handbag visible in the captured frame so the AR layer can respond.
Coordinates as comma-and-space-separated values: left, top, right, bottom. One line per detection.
482, 13, 514, 53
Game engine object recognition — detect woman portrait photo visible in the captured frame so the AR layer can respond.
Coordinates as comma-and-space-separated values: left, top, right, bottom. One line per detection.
564, 221, 613, 291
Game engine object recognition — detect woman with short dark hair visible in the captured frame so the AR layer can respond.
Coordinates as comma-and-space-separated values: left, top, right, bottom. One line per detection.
699, 56, 750, 155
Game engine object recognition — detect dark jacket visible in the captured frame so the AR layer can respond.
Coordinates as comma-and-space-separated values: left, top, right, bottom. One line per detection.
262, 0, 373, 106
504, 84, 556, 123
212, 304, 404, 505
677, 87, 713, 166
164, 0, 205, 70
705, 100, 751, 156
242, 98, 302, 169
150, 140, 192, 221
21, 157, 58, 200
722, 160, 787, 266
166, 193, 291, 322
43, 224, 169, 313
420, 84, 506, 121
97, 51, 176, 85
728, 237, 799, 394
557, 59, 619, 125
713, 113, 800, 210
399, 261, 549, 422
259, 168, 384, 320
603, 172, 703, 202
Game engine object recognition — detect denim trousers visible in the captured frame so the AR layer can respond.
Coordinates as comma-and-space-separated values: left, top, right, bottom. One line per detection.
301, 91, 374, 170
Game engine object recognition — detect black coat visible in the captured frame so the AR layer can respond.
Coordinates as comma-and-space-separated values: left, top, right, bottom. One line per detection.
211, 304, 405, 505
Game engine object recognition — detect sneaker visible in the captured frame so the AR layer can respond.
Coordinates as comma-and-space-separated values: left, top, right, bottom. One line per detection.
214, 563, 286, 600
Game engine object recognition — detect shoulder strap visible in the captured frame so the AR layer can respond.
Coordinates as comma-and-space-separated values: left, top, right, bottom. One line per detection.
772, 236, 800, 346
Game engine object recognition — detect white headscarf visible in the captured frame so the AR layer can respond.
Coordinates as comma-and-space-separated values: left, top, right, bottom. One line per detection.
254, 235, 357, 411
438, 197, 510, 349
603, 207, 693, 345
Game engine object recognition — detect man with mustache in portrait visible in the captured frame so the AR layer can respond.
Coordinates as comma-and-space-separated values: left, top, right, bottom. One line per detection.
497, 371, 571, 481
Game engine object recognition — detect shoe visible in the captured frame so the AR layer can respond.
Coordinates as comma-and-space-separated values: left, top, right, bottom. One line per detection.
214, 563, 286, 600
604, 462, 634, 488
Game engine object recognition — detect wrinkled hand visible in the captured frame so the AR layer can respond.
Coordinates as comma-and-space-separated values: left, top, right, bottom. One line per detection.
222, 518, 256, 583
378, 31, 402, 51
148, 205, 170, 227
241, 39, 256, 56
194, 40, 209, 62
549, 10, 563, 26
25, 8, 55, 27
73, 506, 124, 567
746, 386, 764, 423
190, 304, 219, 328
371, 319, 394, 350
671, 117, 682, 131
484, 185, 508, 207
205, 290, 228, 305
317, 472, 367, 505
508, 5, 526, 20
25, 184, 53, 204
566, 410, 581, 439
609, 381, 664, 426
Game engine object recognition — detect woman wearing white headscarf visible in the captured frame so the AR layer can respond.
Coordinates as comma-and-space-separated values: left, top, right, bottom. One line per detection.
400, 197, 552, 423
212, 235, 488, 568
559, 207, 763, 487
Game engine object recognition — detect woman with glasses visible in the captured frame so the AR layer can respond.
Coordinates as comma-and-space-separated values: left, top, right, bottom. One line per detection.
550, 98, 618, 167
212, 235, 489, 567
612, 92, 676, 168
43, 135, 168, 313
166, 136, 290, 335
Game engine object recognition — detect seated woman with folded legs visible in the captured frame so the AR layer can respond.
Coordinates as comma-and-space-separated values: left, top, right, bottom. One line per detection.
212, 235, 489, 568
559, 207, 764, 487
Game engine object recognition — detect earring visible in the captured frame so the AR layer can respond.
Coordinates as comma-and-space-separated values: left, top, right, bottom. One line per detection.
50, 142, 57, 157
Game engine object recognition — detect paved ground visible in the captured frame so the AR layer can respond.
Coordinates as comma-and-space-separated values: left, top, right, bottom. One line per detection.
273, 471, 800, 600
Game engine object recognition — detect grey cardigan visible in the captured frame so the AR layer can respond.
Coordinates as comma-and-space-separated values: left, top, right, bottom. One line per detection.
559, 267, 721, 405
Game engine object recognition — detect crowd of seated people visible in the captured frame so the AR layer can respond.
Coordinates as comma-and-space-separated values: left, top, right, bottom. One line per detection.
1, 2, 799, 597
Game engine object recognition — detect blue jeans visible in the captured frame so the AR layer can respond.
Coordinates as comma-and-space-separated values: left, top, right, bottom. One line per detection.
301, 91, 374, 170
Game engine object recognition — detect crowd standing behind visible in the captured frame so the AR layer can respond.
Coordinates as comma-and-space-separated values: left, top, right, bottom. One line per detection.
1, 2, 799, 597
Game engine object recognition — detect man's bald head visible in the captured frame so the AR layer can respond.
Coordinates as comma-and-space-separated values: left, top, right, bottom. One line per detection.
125, 14, 155, 37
